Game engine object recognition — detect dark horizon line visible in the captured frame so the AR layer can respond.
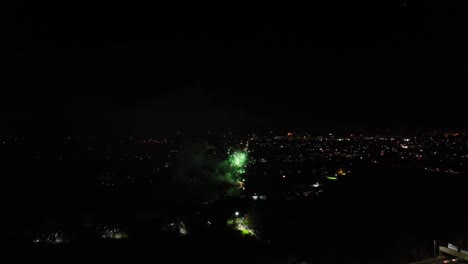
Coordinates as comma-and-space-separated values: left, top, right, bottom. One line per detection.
0, 128, 466, 138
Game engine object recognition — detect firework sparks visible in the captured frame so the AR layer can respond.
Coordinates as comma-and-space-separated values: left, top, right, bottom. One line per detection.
229, 151, 248, 168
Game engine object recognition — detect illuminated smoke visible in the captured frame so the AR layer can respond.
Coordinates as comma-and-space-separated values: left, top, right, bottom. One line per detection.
173, 146, 249, 201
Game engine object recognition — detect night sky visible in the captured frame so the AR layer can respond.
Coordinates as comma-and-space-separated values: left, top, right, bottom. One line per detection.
2, 1, 467, 135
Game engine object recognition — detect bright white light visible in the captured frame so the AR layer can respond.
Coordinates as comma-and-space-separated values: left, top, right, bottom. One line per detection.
235, 211, 239, 216
178, 221, 188, 235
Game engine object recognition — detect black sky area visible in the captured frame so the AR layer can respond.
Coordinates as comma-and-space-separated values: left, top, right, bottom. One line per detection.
1, 1, 467, 135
